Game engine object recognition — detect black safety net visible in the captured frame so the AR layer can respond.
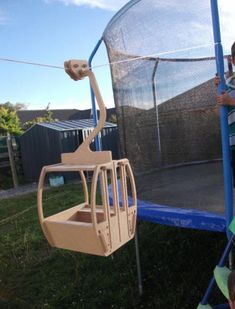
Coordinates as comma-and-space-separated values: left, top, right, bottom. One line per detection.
103, 0, 234, 214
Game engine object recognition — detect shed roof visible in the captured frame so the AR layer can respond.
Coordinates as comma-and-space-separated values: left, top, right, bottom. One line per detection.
37, 119, 117, 132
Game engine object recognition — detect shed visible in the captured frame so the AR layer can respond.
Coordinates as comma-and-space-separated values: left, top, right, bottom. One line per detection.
20, 119, 119, 182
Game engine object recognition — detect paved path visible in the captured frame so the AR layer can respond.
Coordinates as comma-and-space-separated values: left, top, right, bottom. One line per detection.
0, 183, 38, 200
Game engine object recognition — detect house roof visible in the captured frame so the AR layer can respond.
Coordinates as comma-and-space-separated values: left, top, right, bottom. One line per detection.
37, 119, 117, 132
17, 109, 89, 124
17, 108, 116, 124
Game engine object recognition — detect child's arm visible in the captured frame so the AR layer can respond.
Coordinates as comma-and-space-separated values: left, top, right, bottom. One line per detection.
217, 92, 235, 106
214, 75, 235, 106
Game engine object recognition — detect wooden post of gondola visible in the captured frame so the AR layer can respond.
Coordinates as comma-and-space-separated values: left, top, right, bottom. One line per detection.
7, 132, 18, 188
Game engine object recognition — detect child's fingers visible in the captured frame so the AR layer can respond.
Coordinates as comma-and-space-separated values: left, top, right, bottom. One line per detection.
217, 95, 225, 105
214, 75, 220, 86
217, 92, 230, 106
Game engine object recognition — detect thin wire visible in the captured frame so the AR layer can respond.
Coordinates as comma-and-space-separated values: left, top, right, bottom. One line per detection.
92, 43, 216, 69
0, 42, 216, 71
0, 57, 64, 70
0, 190, 70, 226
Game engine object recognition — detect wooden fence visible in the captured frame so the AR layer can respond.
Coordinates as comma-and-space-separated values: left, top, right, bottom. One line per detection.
0, 134, 21, 188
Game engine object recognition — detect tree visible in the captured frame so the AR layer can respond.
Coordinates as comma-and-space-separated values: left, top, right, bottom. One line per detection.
23, 107, 57, 131
0, 101, 27, 111
0, 107, 22, 135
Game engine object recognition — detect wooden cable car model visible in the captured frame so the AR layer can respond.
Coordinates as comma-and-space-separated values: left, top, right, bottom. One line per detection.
37, 59, 137, 256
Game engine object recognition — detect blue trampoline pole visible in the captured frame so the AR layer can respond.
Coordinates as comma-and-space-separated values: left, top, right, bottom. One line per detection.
210, 0, 233, 237
89, 37, 143, 297
88, 38, 103, 151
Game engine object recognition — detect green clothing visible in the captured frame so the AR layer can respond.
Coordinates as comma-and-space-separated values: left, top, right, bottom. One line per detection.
227, 75, 235, 149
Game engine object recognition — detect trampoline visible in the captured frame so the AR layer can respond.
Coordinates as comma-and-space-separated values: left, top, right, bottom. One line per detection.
89, 0, 235, 233
135, 161, 229, 232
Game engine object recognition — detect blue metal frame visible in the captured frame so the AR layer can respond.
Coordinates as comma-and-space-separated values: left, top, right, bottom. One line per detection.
200, 235, 234, 306
88, 38, 103, 151
108, 182, 227, 232
197, 1, 234, 306
210, 0, 233, 237
93, 1, 234, 307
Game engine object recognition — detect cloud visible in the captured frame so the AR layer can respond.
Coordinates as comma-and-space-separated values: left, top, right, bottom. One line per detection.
47, 0, 127, 11
0, 9, 8, 25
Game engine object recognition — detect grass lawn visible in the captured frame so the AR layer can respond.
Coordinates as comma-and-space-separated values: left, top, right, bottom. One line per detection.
0, 168, 14, 190
0, 167, 27, 191
0, 183, 229, 308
